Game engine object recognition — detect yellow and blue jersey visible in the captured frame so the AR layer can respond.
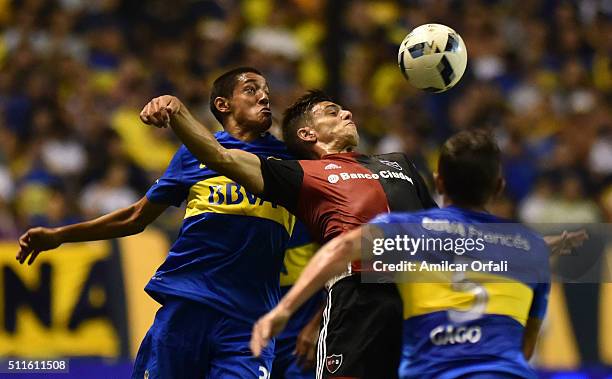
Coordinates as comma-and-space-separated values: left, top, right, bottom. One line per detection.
370, 207, 550, 379
144, 131, 296, 323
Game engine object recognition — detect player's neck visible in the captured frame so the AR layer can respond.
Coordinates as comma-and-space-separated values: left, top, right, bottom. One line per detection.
314, 142, 356, 158
443, 197, 489, 213
223, 120, 266, 142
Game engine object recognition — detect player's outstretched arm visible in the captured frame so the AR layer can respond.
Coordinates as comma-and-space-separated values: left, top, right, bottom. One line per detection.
250, 227, 364, 357
140, 96, 264, 195
16, 197, 167, 265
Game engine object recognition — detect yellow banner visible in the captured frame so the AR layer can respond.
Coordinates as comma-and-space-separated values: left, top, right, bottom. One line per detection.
0, 241, 119, 357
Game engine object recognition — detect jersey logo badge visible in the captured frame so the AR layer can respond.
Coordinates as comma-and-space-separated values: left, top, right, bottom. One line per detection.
327, 174, 340, 184
199, 163, 207, 169
325, 354, 343, 374
324, 163, 342, 170
379, 159, 403, 171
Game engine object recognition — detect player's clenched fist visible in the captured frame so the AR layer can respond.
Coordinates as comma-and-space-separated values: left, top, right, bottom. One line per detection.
140, 95, 183, 128
16, 227, 62, 265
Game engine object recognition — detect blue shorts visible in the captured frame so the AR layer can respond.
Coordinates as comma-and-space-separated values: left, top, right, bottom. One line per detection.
272, 335, 315, 379
132, 297, 275, 379
455, 374, 528, 379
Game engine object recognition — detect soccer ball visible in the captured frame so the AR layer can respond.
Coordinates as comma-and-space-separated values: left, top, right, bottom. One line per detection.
398, 24, 467, 92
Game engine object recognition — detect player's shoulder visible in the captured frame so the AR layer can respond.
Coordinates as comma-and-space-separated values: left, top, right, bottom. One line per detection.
258, 132, 287, 147
217, 131, 294, 159
444, 207, 547, 247
373, 207, 491, 226
372, 152, 417, 170
472, 209, 545, 242
176, 144, 201, 167
251, 133, 295, 159
370, 211, 421, 225
513, 222, 547, 248
373, 152, 407, 161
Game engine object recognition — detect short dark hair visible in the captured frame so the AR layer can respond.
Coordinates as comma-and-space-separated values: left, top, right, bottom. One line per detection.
282, 90, 333, 157
209, 67, 263, 124
438, 130, 501, 207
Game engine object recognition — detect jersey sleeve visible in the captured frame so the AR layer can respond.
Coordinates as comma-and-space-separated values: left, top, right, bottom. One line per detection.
258, 156, 303, 212
528, 282, 550, 320
528, 237, 551, 319
404, 155, 438, 209
146, 147, 190, 207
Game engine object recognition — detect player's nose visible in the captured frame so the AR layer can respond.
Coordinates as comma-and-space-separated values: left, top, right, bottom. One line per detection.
341, 109, 352, 120
258, 92, 270, 107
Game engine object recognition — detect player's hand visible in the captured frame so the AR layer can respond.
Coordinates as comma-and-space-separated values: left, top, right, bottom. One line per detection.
250, 305, 292, 357
545, 229, 589, 256
294, 312, 320, 370
16, 227, 63, 265
139, 95, 182, 128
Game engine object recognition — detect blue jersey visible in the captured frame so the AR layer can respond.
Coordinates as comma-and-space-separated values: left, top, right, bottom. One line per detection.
145, 131, 296, 323
278, 221, 323, 339
273, 221, 321, 379
370, 207, 550, 379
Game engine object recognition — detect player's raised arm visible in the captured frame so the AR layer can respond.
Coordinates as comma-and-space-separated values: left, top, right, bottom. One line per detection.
16, 196, 167, 265
250, 226, 373, 356
140, 95, 265, 195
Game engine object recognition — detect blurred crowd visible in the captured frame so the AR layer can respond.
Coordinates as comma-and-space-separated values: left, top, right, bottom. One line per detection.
0, 0, 610, 239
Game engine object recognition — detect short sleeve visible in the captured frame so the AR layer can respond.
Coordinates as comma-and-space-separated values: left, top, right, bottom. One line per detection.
258, 156, 303, 212
369, 213, 393, 225
404, 155, 438, 209
146, 147, 190, 207
528, 282, 550, 320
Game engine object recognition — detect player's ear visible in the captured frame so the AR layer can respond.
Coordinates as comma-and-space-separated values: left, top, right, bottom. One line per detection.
297, 127, 317, 143
433, 172, 445, 196
214, 97, 231, 115
494, 177, 506, 198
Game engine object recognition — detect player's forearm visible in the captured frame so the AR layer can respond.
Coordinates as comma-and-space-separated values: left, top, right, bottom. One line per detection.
55, 204, 147, 244
170, 104, 264, 194
279, 230, 361, 315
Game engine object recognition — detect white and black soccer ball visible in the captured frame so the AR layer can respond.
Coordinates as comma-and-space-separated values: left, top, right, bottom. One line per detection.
398, 23, 468, 92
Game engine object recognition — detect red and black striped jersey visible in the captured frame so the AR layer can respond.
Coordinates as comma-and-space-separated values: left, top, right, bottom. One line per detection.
258, 152, 438, 245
